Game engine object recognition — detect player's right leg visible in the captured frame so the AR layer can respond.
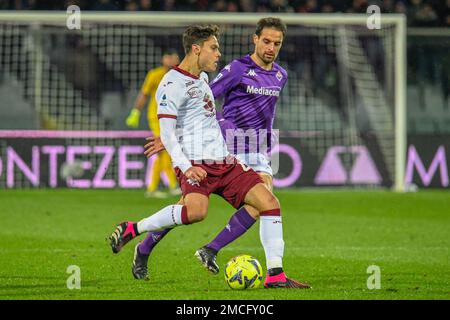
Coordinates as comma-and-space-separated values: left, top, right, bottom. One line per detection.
242, 173, 272, 219
243, 183, 310, 289
194, 184, 275, 276
108, 193, 208, 254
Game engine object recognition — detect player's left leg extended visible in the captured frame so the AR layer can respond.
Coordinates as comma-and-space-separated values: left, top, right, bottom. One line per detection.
109, 193, 206, 254
132, 197, 184, 280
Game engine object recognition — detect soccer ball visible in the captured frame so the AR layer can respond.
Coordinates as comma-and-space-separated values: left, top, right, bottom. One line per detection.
224, 254, 263, 290
60, 160, 84, 179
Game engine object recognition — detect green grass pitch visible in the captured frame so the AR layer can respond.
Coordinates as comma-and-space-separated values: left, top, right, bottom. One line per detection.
0, 189, 449, 300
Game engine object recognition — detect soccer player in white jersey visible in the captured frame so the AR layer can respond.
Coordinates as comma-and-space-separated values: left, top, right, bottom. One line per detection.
140, 19, 310, 289
108, 24, 307, 288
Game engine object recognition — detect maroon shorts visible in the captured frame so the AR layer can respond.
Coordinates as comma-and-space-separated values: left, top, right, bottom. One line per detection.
175, 157, 263, 209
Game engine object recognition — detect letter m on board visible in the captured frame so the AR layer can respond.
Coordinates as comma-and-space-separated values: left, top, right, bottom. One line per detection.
405, 145, 449, 187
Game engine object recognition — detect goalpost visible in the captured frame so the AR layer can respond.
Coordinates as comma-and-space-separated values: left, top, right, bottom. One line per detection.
0, 12, 406, 191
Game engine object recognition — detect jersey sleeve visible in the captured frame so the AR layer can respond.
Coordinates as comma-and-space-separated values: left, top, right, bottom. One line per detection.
209, 60, 242, 99
156, 81, 181, 120
156, 79, 192, 172
159, 118, 192, 173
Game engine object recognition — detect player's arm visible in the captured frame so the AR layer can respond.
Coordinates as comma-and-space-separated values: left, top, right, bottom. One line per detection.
126, 71, 154, 128
209, 61, 242, 99
143, 63, 242, 158
144, 135, 165, 158
158, 118, 206, 182
209, 61, 242, 136
216, 110, 237, 133
155, 85, 206, 181
126, 92, 147, 128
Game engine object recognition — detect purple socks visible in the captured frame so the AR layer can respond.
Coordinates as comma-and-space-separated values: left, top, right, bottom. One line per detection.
137, 207, 256, 256
138, 228, 171, 255
206, 207, 256, 252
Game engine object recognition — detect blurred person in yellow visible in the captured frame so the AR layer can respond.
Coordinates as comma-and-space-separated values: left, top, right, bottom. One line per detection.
126, 49, 181, 198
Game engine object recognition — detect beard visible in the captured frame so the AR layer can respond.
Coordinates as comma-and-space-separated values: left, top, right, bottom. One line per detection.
258, 52, 275, 64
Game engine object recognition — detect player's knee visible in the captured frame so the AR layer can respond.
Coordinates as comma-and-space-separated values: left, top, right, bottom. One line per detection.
264, 182, 273, 192
260, 174, 273, 191
188, 211, 208, 223
265, 194, 280, 210
186, 206, 208, 223
245, 205, 260, 220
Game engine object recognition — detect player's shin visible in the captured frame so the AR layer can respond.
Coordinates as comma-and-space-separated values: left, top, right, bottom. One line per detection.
205, 207, 256, 253
137, 205, 189, 234
138, 228, 172, 255
260, 209, 285, 274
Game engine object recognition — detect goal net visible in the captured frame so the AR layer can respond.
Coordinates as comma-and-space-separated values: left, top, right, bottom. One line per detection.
0, 12, 406, 190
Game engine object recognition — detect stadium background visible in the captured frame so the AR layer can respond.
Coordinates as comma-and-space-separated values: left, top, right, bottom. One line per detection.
0, 0, 449, 300
0, 0, 449, 190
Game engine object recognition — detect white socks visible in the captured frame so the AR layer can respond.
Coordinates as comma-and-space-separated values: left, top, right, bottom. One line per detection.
260, 215, 284, 270
137, 205, 186, 234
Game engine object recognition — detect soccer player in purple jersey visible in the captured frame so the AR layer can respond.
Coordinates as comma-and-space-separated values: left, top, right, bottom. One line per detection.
139, 18, 310, 289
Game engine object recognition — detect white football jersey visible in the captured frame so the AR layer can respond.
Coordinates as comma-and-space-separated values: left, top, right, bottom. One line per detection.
156, 66, 229, 164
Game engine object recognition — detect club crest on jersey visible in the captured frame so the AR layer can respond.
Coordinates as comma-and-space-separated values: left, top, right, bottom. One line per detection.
203, 93, 215, 117
247, 69, 257, 77
187, 87, 202, 98
276, 71, 283, 81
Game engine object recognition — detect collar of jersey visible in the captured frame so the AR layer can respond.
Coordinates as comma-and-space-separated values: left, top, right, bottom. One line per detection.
172, 65, 200, 79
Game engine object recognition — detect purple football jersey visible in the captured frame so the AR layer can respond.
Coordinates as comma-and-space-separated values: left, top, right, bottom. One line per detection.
210, 55, 287, 153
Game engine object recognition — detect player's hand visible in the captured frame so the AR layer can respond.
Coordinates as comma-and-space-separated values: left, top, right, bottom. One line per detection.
185, 166, 207, 182
126, 109, 141, 128
144, 136, 166, 158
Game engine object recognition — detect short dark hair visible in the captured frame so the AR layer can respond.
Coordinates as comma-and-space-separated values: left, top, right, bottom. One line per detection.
255, 17, 287, 38
162, 48, 179, 56
182, 24, 220, 55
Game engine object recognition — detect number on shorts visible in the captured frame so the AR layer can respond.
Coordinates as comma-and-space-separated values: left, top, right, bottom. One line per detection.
239, 162, 251, 172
